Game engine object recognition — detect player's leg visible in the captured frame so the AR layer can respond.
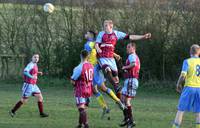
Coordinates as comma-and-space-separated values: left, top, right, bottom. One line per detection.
194, 88, 200, 128
76, 97, 89, 128
99, 58, 121, 97
100, 83, 126, 110
93, 85, 110, 118
102, 66, 121, 94
196, 113, 200, 128
126, 98, 136, 128
119, 94, 129, 127
172, 87, 194, 128
93, 64, 109, 115
172, 111, 184, 128
9, 97, 28, 117
33, 85, 48, 117
9, 83, 30, 117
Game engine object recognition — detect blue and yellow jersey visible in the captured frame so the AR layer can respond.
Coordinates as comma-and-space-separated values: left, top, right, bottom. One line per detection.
181, 57, 200, 87
84, 40, 97, 65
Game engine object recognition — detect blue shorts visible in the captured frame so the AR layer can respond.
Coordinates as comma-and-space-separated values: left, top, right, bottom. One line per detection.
75, 97, 90, 106
98, 58, 118, 72
22, 83, 41, 98
93, 64, 105, 87
121, 78, 138, 98
178, 86, 200, 113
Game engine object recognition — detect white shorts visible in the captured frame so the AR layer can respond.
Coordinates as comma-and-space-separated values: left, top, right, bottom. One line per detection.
98, 58, 118, 72
75, 97, 90, 106
22, 83, 41, 98
121, 78, 138, 98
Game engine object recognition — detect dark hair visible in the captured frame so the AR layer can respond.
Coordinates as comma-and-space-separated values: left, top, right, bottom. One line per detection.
129, 41, 136, 48
81, 50, 89, 59
88, 30, 96, 38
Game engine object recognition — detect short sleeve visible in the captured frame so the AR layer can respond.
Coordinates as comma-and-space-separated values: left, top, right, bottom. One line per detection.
181, 59, 188, 76
114, 30, 127, 40
128, 54, 136, 63
71, 64, 83, 80
24, 63, 34, 72
96, 31, 105, 43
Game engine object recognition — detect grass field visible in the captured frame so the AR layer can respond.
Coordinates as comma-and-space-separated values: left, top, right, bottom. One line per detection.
0, 79, 196, 128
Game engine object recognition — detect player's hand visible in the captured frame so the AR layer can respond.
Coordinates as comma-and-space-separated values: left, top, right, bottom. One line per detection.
33, 76, 38, 80
122, 66, 126, 70
176, 85, 182, 93
38, 72, 43, 76
115, 54, 121, 61
96, 48, 102, 53
144, 33, 151, 39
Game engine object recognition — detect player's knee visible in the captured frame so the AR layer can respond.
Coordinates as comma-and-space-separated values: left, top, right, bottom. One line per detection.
102, 65, 111, 73
100, 84, 107, 92
113, 76, 119, 84
21, 98, 28, 103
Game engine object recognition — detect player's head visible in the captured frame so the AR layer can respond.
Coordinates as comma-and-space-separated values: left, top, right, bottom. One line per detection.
104, 20, 113, 33
32, 54, 39, 63
80, 50, 89, 61
127, 42, 136, 54
190, 44, 200, 57
85, 30, 96, 40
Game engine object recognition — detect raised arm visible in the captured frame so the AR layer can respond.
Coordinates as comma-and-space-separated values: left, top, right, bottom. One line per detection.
129, 33, 151, 40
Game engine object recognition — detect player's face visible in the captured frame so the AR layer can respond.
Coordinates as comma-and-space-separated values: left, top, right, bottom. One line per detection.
32, 54, 39, 63
84, 32, 90, 39
104, 22, 113, 33
127, 44, 135, 54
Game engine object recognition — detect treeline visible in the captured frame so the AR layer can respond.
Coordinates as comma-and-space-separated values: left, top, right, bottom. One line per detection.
0, 0, 200, 80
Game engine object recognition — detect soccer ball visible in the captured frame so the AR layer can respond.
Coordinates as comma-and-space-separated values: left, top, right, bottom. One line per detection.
43, 3, 54, 13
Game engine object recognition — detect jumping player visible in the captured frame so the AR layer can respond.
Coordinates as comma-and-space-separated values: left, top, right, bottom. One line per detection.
84, 31, 126, 118
172, 44, 200, 128
71, 50, 94, 128
9, 54, 48, 118
119, 42, 140, 128
95, 20, 151, 98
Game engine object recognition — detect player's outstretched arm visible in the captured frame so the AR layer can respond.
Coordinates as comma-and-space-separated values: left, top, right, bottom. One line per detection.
38, 71, 43, 76
129, 33, 151, 40
176, 74, 185, 93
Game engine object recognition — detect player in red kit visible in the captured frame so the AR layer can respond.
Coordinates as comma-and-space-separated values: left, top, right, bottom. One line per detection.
120, 42, 140, 128
95, 20, 151, 98
9, 54, 48, 118
71, 50, 94, 128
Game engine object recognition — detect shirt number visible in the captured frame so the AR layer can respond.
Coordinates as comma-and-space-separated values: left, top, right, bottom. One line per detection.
196, 65, 200, 76
85, 69, 93, 81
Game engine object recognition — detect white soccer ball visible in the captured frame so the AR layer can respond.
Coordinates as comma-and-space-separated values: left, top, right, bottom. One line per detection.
43, 3, 54, 13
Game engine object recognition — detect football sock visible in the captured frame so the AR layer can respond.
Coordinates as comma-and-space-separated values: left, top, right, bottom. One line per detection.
127, 106, 133, 121
12, 101, 23, 113
79, 108, 88, 126
123, 108, 128, 121
95, 92, 107, 109
106, 88, 120, 102
38, 101, 44, 114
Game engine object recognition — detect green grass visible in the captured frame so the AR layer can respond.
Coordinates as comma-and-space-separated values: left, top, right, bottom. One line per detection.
0, 79, 196, 128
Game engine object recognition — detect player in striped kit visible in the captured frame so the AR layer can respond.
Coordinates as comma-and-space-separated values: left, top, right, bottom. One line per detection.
120, 42, 140, 128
